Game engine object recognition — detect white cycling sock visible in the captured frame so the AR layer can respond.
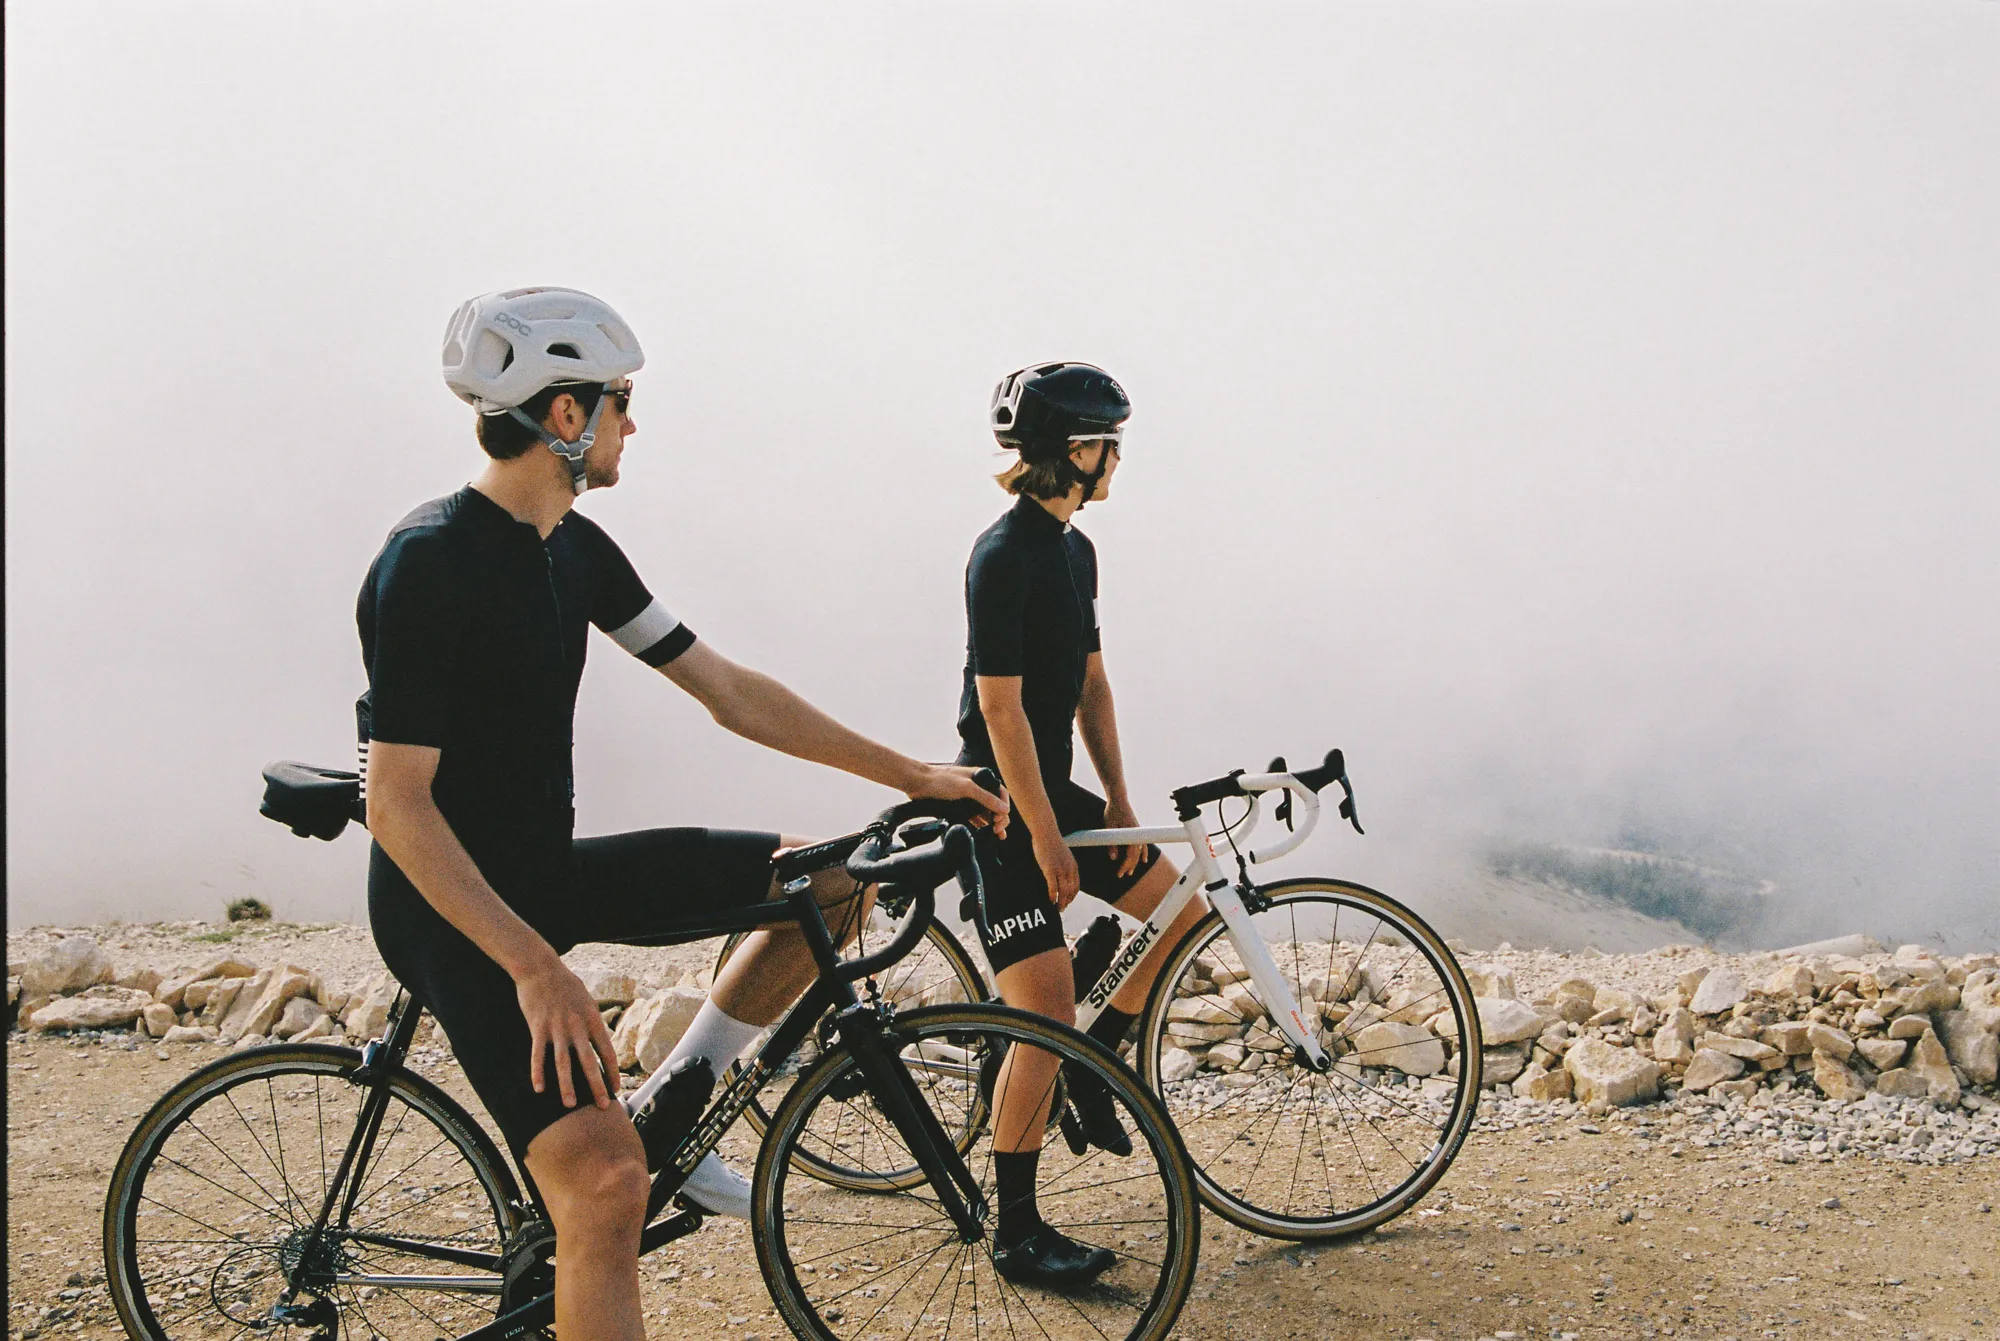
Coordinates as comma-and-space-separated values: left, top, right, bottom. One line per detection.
626, 999, 765, 1112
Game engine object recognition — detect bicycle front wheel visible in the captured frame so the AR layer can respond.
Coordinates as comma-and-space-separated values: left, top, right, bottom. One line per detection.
1137, 878, 1482, 1239
754, 1004, 1200, 1341
105, 1043, 522, 1341
715, 913, 990, 1190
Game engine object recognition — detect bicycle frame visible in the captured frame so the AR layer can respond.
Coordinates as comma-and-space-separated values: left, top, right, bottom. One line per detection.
1064, 767, 1333, 1070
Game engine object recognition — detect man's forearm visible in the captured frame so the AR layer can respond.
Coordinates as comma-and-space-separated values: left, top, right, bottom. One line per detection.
369, 796, 559, 980
705, 665, 923, 793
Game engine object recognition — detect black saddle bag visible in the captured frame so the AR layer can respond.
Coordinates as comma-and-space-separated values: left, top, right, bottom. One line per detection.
259, 761, 365, 841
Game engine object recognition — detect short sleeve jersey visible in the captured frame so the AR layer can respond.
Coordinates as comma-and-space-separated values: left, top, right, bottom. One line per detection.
955, 496, 1101, 785
356, 486, 694, 892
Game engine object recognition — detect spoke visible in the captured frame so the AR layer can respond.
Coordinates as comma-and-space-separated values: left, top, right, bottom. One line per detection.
219, 1088, 298, 1220
179, 1116, 302, 1227
147, 1151, 296, 1233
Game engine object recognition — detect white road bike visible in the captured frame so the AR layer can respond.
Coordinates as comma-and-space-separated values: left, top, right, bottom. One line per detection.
722, 749, 1485, 1240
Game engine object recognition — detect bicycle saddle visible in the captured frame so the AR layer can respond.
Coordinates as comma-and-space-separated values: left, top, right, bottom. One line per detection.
259, 761, 365, 841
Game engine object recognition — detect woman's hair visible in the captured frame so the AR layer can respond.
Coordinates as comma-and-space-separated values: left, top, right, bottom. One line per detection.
994, 453, 1073, 500
475, 381, 605, 460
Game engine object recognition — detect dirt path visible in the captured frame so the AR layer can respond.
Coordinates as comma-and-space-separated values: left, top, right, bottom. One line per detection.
10, 1030, 1993, 1341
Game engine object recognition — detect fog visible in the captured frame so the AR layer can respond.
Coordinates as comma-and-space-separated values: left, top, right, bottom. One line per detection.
8, 3, 1996, 949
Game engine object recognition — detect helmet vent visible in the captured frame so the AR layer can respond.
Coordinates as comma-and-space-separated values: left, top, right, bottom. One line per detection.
994, 407, 1013, 426
1035, 363, 1067, 376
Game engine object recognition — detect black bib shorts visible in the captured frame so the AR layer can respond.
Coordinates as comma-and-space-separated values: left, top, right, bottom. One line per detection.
965, 779, 1160, 976
368, 825, 779, 1163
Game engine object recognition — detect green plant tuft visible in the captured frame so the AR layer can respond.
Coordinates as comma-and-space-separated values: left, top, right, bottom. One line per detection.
225, 897, 273, 923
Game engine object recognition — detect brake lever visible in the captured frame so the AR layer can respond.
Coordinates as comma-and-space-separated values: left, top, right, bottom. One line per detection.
955, 844, 989, 927
1336, 771, 1364, 835
1266, 756, 1295, 832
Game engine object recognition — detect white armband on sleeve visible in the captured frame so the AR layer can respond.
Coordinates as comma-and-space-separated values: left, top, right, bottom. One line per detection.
606, 600, 682, 656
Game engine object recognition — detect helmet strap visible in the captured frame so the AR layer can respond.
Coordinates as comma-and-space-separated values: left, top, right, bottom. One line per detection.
1069, 444, 1112, 512
506, 384, 611, 496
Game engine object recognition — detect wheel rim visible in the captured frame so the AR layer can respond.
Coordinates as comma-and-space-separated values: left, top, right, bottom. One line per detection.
108, 1051, 515, 1341
1143, 882, 1481, 1236
756, 1006, 1199, 1341
717, 916, 989, 1189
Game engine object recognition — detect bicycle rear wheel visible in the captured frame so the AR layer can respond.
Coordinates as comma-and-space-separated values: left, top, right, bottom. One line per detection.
754, 1004, 1200, 1341
104, 1043, 522, 1341
715, 913, 990, 1190
1136, 878, 1482, 1239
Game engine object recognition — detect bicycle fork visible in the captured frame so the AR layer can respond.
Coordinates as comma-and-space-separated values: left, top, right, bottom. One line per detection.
836, 1006, 990, 1240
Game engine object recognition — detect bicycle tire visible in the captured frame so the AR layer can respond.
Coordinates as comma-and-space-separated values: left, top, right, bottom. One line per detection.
104, 1043, 524, 1341
1136, 878, 1482, 1239
753, 1003, 1200, 1341
714, 916, 990, 1190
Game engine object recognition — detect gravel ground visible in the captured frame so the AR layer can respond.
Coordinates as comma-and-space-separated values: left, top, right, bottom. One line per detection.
9, 922, 1997, 1340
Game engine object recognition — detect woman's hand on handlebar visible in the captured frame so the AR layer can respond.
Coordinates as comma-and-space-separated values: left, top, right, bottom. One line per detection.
903, 763, 1009, 838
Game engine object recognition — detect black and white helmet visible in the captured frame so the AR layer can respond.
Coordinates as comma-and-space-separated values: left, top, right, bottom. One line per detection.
990, 362, 1130, 460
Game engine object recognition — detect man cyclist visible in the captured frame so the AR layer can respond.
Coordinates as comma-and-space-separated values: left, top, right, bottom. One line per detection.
360, 287, 1004, 1341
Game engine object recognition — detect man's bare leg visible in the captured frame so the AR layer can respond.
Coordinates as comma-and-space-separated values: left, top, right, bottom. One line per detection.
524, 1104, 650, 1341
708, 835, 874, 1027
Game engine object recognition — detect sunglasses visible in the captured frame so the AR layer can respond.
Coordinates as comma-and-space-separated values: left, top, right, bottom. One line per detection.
602, 386, 633, 414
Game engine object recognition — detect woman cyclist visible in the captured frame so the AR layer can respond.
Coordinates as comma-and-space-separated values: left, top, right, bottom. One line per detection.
955, 362, 1208, 1287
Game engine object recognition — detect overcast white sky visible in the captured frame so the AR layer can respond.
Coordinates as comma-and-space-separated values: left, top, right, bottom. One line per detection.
7, 2, 1996, 945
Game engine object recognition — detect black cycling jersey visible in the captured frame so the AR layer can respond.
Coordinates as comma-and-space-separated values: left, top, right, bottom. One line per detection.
955, 495, 1101, 785
356, 485, 695, 904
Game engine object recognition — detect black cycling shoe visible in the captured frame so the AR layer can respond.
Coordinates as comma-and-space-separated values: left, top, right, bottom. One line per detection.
992, 1226, 1118, 1289
1059, 1064, 1132, 1157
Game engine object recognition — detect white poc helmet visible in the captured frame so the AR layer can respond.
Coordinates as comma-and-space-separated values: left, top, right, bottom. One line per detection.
441, 287, 643, 412
440, 287, 644, 493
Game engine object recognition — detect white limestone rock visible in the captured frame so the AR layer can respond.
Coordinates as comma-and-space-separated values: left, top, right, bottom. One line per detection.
1856, 1037, 1907, 1071
1681, 1048, 1747, 1093
1937, 1009, 2000, 1086
1812, 1049, 1869, 1101
271, 996, 326, 1040
1562, 1038, 1660, 1107
1349, 1020, 1446, 1077
22, 936, 117, 998
1652, 1008, 1696, 1065
1475, 996, 1547, 1046
1688, 968, 1747, 1016
612, 986, 705, 1074
579, 968, 638, 1009
1463, 963, 1517, 1000
28, 986, 153, 1032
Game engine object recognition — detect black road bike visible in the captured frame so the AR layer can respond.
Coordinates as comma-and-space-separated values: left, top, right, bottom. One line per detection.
103, 775, 1200, 1341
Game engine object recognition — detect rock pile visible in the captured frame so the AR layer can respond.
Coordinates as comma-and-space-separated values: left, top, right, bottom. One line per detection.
9, 935, 370, 1049
10, 929, 1998, 1126
1156, 937, 1999, 1118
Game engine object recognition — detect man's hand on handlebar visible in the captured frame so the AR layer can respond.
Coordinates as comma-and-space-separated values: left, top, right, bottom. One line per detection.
904, 763, 1009, 839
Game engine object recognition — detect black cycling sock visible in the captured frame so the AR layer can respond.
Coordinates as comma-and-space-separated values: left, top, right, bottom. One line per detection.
1086, 1005, 1137, 1052
993, 1148, 1045, 1246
